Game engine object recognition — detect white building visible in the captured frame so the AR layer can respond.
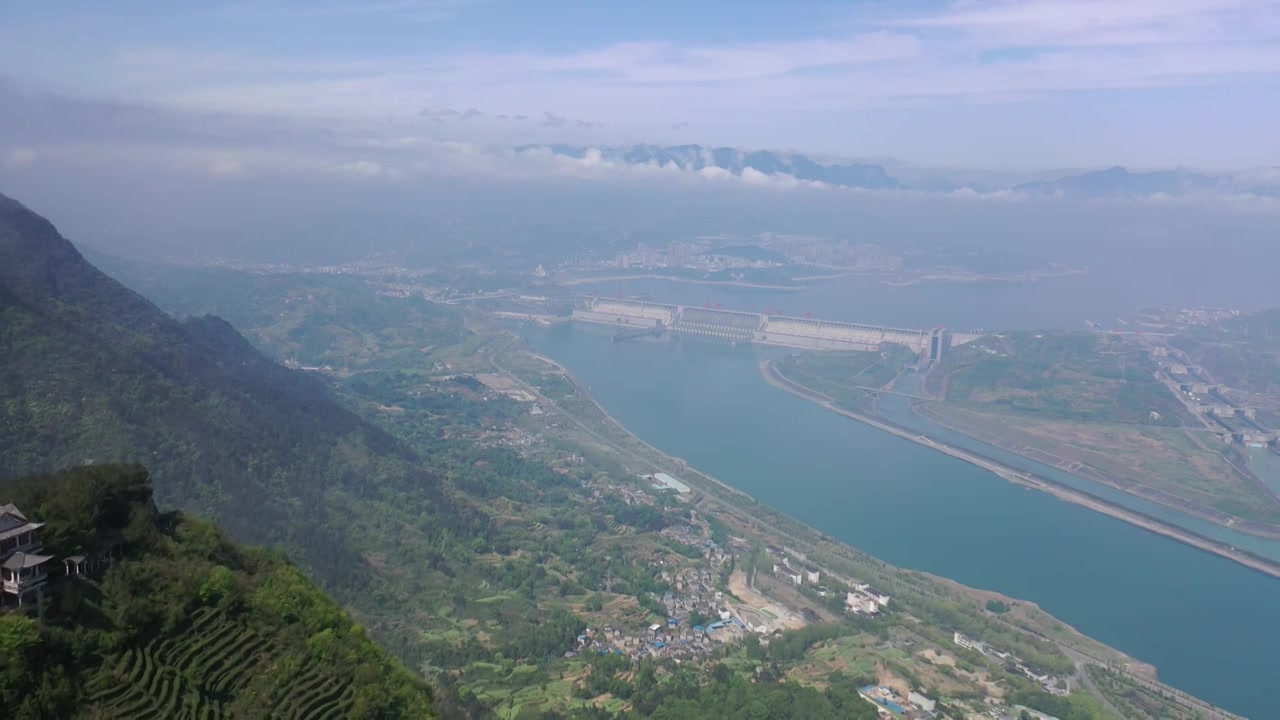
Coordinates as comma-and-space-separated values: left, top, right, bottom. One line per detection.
773, 564, 802, 585
846, 592, 878, 614
908, 691, 936, 713
953, 631, 986, 653
855, 583, 891, 607
649, 473, 691, 494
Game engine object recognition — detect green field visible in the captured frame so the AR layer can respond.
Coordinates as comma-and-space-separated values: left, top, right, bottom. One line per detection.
917, 331, 1280, 523
928, 403, 1280, 524
773, 346, 917, 410
84, 607, 359, 719
931, 332, 1187, 426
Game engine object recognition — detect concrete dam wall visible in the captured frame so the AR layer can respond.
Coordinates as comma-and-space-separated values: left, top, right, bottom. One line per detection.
572, 297, 979, 357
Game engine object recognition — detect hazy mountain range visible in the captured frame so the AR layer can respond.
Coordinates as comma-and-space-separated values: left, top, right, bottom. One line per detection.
528, 144, 1280, 198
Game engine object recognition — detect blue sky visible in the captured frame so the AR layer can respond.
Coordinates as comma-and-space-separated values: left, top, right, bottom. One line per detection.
2, 0, 1280, 170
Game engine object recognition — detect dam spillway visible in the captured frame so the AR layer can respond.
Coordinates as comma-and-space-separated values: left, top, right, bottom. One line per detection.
571, 296, 980, 357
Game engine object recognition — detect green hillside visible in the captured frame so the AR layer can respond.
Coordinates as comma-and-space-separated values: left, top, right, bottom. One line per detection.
0, 192, 477, 596
0, 465, 433, 719
1, 193, 1217, 718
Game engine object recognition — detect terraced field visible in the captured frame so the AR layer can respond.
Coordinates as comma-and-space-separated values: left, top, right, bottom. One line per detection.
84, 608, 354, 719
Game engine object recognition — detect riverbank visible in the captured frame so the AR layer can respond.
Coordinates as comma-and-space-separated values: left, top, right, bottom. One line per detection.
522, 345, 754, 502
881, 267, 1091, 287
558, 273, 803, 291
511, 329, 1248, 717
761, 357, 1280, 580
914, 403, 1280, 538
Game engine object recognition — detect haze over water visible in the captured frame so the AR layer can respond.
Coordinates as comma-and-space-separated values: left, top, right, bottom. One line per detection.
525, 276, 1280, 719
574, 268, 1271, 333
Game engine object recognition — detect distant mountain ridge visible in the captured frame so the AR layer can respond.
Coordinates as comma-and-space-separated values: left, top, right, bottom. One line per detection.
1012, 166, 1223, 197
526, 145, 1280, 198
1021, 165, 1280, 198
527, 143, 902, 190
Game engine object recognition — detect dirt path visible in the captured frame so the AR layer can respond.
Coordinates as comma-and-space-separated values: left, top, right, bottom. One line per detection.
727, 570, 805, 630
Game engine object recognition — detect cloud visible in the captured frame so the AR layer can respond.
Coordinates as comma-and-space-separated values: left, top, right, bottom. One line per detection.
208, 157, 244, 177
339, 160, 388, 177
896, 0, 1260, 47
2, 1, 1279, 168
418, 106, 459, 117
209, 0, 488, 24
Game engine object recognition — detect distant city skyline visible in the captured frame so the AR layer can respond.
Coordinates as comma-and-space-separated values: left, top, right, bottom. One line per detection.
3, 0, 1280, 172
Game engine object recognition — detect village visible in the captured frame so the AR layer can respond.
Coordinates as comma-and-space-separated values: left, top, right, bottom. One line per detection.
418, 360, 1101, 719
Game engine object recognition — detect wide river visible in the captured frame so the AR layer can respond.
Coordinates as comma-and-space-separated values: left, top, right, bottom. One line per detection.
525, 275, 1278, 719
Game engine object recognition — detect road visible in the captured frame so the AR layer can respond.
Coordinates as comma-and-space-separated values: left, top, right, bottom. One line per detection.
1067, 652, 1125, 718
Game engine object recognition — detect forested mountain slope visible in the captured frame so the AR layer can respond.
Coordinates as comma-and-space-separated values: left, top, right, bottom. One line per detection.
0, 193, 466, 583
0, 465, 433, 719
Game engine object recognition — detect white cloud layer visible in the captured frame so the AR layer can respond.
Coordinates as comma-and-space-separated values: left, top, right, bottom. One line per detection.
2, 0, 1277, 167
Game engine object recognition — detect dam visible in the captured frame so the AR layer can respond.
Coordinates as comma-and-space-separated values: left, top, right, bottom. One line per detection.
571, 296, 981, 358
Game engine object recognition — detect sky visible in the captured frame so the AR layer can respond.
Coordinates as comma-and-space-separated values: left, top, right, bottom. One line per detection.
3, 0, 1280, 172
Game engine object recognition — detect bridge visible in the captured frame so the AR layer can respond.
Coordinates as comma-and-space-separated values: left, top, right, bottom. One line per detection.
571, 296, 981, 359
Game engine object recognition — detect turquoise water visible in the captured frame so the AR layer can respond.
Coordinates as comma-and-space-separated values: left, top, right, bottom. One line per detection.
526, 323, 1276, 719
876, 376, 1280, 562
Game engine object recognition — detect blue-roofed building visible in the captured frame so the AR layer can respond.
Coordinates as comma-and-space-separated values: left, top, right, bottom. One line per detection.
859, 685, 909, 716
654, 640, 665, 648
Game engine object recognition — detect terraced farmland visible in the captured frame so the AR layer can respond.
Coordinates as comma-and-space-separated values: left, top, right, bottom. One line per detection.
84, 608, 354, 719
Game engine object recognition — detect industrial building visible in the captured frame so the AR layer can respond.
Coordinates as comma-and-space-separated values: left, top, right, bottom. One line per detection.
572, 295, 979, 358
648, 473, 691, 494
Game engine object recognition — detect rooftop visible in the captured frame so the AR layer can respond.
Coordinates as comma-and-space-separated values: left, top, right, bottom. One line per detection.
0, 503, 44, 543
2, 551, 53, 570
650, 473, 691, 494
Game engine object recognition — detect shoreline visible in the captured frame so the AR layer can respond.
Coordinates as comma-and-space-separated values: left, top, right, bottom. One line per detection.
524, 347, 754, 502
880, 268, 1090, 287
760, 357, 1280, 580
558, 274, 803, 291
494, 325, 1247, 718
559, 267, 1087, 291
914, 402, 1280, 538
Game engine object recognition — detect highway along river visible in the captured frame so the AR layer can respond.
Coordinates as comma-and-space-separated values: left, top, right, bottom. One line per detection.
525, 323, 1277, 719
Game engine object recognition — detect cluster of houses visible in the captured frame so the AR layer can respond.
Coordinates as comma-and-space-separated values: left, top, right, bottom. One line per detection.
570, 603, 749, 663
1, 503, 110, 609
565, 617, 747, 661
564, 521, 748, 662
953, 632, 1068, 696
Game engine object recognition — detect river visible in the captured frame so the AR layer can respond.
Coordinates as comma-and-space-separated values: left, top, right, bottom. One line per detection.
523, 290, 1278, 718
